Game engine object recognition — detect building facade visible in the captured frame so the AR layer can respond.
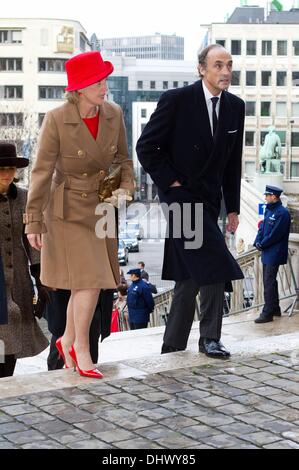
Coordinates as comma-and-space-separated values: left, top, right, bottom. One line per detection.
202, 6, 299, 181
0, 18, 90, 183
91, 33, 184, 61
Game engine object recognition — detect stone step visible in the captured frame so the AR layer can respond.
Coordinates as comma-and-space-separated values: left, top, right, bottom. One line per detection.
1, 310, 298, 401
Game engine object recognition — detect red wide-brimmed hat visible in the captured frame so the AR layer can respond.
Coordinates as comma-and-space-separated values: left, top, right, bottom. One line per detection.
65, 51, 114, 92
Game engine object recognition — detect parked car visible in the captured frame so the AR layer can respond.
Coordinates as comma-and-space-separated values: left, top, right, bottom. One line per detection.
118, 240, 129, 265
120, 233, 140, 253
126, 221, 144, 240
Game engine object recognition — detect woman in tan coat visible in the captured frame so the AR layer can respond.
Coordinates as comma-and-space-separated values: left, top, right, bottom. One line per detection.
0, 143, 48, 378
25, 52, 134, 378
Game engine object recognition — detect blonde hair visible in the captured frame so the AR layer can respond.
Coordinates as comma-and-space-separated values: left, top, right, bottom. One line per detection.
65, 91, 80, 104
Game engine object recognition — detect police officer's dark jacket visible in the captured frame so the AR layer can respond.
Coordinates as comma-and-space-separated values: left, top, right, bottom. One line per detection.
254, 200, 291, 265
127, 279, 155, 324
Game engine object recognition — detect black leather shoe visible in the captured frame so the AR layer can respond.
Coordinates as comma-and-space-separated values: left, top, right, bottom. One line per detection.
161, 343, 184, 354
199, 339, 231, 359
272, 311, 282, 317
254, 314, 273, 324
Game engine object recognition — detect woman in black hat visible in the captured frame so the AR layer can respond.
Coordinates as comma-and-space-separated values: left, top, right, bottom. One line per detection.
0, 143, 48, 378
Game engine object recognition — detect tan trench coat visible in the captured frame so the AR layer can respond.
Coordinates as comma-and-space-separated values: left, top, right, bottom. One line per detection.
24, 101, 134, 290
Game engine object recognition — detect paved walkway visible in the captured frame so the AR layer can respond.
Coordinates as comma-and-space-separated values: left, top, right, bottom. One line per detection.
1, 350, 299, 449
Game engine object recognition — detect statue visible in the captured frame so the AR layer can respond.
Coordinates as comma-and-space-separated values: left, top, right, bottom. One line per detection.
259, 126, 282, 174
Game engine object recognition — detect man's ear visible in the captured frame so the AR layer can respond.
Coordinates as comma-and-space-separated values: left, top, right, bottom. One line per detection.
198, 64, 205, 78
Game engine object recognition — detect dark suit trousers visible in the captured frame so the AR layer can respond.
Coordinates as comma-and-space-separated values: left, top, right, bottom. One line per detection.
262, 264, 281, 316
163, 279, 225, 350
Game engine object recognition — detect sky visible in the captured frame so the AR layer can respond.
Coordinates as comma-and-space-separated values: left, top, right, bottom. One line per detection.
1, 0, 295, 59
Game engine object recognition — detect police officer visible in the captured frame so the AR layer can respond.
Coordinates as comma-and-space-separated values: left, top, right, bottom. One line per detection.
254, 185, 291, 323
127, 269, 155, 330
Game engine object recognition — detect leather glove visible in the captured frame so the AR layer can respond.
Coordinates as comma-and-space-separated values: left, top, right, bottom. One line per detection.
104, 188, 132, 208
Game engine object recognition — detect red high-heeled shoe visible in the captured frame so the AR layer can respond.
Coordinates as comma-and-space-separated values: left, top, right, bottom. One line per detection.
69, 346, 104, 379
55, 337, 70, 369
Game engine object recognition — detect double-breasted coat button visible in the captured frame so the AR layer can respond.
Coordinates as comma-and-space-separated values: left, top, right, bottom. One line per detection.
99, 170, 105, 177
82, 173, 88, 177
78, 150, 84, 157
81, 193, 87, 199
111, 145, 116, 152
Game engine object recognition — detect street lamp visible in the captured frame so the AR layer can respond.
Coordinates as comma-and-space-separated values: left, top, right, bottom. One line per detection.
290, 119, 295, 179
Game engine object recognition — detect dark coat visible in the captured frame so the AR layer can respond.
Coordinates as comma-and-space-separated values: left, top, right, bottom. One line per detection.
0, 184, 48, 357
254, 201, 291, 266
136, 80, 245, 286
0, 254, 8, 325
127, 279, 155, 324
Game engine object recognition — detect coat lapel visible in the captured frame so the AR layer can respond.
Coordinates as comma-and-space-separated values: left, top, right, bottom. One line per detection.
62, 101, 118, 167
193, 80, 213, 155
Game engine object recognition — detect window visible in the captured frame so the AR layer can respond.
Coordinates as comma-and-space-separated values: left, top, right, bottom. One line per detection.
0, 86, 23, 99
216, 40, 226, 47
262, 40, 272, 55
276, 131, 286, 147
277, 71, 287, 86
277, 40, 287, 55
246, 102, 256, 116
38, 58, 67, 72
231, 40, 241, 55
276, 102, 287, 117
261, 102, 271, 116
292, 103, 299, 117
291, 163, 299, 177
150, 81, 156, 90
246, 71, 256, 86
246, 41, 256, 55
292, 72, 299, 86
38, 113, 45, 128
231, 71, 241, 86
80, 34, 87, 52
0, 113, 23, 127
183, 81, 189, 87
245, 131, 255, 146
262, 71, 272, 86
0, 58, 22, 72
293, 41, 299, 56
141, 109, 147, 118
137, 81, 143, 90
39, 86, 65, 100
163, 81, 168, 90
173, 81, 178, 88
291, 132, 299, 146
0, 29, 22, 44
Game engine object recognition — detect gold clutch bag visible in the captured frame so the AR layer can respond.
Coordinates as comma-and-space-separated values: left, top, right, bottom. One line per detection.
98, 165, 122, 202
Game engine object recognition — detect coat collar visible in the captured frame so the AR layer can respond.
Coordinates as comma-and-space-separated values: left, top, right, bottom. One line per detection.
0, 183, 17, 202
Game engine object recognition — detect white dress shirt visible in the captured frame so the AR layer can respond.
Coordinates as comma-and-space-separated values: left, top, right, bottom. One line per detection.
202, 81, 222, 136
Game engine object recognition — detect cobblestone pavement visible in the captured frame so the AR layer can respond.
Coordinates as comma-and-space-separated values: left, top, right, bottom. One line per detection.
1, 351, 299, 449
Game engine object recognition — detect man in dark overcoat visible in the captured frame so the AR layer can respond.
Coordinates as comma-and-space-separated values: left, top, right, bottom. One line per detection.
136, 45, 245, 358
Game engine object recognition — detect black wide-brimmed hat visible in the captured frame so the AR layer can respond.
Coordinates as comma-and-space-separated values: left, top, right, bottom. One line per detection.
0, 142, 29, 168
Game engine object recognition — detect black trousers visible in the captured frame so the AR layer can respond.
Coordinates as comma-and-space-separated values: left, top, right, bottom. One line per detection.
0, 355, 17, 378
129, 322, 148, 330
46, 289, 114, 370
262, 264, 281, 316
163, 279, 225, 350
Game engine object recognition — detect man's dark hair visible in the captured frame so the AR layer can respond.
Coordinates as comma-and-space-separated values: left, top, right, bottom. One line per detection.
197, 44, 226, 77
138, 262, 145, 268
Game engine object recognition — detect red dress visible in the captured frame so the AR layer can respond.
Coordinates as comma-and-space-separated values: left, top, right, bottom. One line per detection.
82, 112, 99, 140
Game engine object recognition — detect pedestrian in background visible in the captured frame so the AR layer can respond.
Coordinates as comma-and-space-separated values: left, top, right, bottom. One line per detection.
254, 185, 291, 324
127, 269, 155, 330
